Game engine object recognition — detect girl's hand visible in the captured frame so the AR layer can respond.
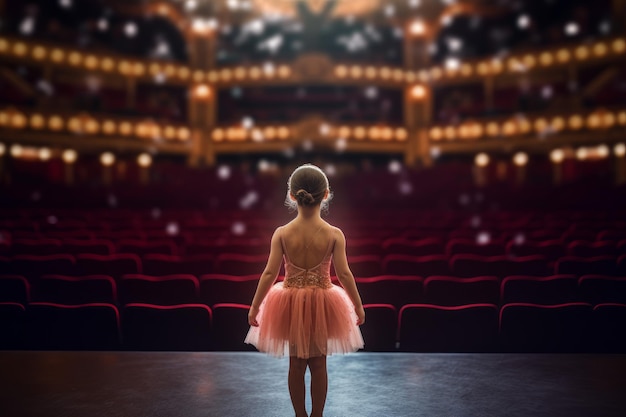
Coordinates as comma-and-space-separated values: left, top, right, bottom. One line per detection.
248, 306, 260, 327
355, 305, 365, 326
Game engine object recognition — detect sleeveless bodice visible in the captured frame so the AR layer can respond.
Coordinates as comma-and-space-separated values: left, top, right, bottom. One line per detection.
281, 234, 334, 289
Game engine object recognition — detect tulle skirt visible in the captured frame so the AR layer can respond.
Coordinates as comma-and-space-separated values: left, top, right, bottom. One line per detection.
244, 281, 364, 359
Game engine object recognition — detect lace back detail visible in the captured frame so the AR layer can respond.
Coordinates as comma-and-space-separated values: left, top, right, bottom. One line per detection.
281, 228, 334, 289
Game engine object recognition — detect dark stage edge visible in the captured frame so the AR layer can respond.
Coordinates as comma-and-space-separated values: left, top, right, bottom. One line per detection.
1, 351, 625, 417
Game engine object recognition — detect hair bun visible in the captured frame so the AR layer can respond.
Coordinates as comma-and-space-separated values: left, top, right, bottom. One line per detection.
295, 189, 315, 205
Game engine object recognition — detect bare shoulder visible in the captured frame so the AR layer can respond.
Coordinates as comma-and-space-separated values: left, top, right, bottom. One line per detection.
272, 225, 285, 238
326, 224, 346, 242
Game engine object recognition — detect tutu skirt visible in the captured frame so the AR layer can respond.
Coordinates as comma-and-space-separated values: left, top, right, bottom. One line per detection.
244, 281, 364, 359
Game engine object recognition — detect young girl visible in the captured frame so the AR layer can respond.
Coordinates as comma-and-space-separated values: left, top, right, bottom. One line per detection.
245, 163, 365, 417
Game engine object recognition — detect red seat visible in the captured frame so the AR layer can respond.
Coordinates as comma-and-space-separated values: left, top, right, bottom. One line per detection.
451, 255, 549, 278
383, 254, 450, 276
117, 239, 178, 256
212, 303, 256, 351
0, 302, 26, 349
355, 275, 423, 308
0, 275, 30, 304
11, 254, 76, 282
346, 239, 382, 256
36, 275, 117, 304
555, 256, 617, 276
76, 254, 142, 279
592, 303, 626, 353
567, 240, 617, 257
424, 276, 499, 306
12, 238, 62, 255
500, 275, 579, 305
333, 255, 382, 278
446, 238, 506, 257
382, 237, 445, 257
61, 239, 115, 255
499, 302, 593, 352
199, 274, 258, 307
578, 275, 626, 305
398, 304, 499, 352
119, 274, 199, 305
360, 304, 397, 352
213, 254, 268, 276
121, 303, 212, 351
142, 254, 214, 276
506, 239, 565, 261
27, 302, 121, 350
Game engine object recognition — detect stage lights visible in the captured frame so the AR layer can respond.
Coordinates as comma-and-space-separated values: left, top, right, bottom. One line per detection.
49, 48, 65, 63
100, 152, 115, 166
540, 52, 554, 66
119, 122, 133, 136
38, 147, 51, 161
335, 65, 348, 78
615, 143, 626, 157
85, 119, 100, 134
194, 84, 211, 100
502, 121, 517, 136
13, 42, 27, 57
32, 46, 47, 60
30, 114, 45, 130
354, 126, 366, 139
613, 38, 626, 53
569, 115, 584, 130
137, 153, 152, 167
102, 120, 116, 135
350, 66, 363, 79
411, 85, 427, 99
575, 45, 590, 60
486, 122, 499, 137
192, 70, 203, 82
235, 66, 246, 80
444, 126, 456, 141
409, 20, 426, 36
68, 51, 82, 66
557, 49, 571, 63
513, 152, 529, 167
278, 65, 291, 78
10, 144, 23, 158
10, 112, 26, 129
550, 149, 565, 164
277, 126, 290, 139
593, 42, 608, 57
177, 127, 191, 141
212, 128, 224, 142
430, 127, 443, 141
395, 128, 408, 141
475, 153, 489, 167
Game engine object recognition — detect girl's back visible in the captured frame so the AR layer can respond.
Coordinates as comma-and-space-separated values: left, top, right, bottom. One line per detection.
280, 221, 336, 271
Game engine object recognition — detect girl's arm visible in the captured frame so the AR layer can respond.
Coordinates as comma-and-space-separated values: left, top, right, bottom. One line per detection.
248, 227, 284, 326
332, 227, 365, 325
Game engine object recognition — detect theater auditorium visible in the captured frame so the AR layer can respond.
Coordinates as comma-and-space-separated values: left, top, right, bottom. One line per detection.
0, 0, 625, 416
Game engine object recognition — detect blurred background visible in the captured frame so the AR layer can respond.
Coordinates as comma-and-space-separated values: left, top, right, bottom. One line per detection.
1, 0, 626, 353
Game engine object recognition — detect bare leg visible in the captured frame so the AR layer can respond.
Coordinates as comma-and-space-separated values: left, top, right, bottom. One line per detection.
308, 355, 328, 417
289, 356, 308, 417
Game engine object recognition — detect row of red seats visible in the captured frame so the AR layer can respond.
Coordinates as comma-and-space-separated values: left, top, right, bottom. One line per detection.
4, 237, 626, 259
2, 274, 624, 309
2, 301, 624, 353
4, 225, 625, 242
2, 253, 626, 280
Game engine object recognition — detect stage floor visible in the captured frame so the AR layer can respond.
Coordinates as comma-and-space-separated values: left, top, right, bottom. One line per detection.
0, 351, 625, 417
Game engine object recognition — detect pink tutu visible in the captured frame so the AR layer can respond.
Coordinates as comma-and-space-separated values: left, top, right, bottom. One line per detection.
245, 280, 364, 359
